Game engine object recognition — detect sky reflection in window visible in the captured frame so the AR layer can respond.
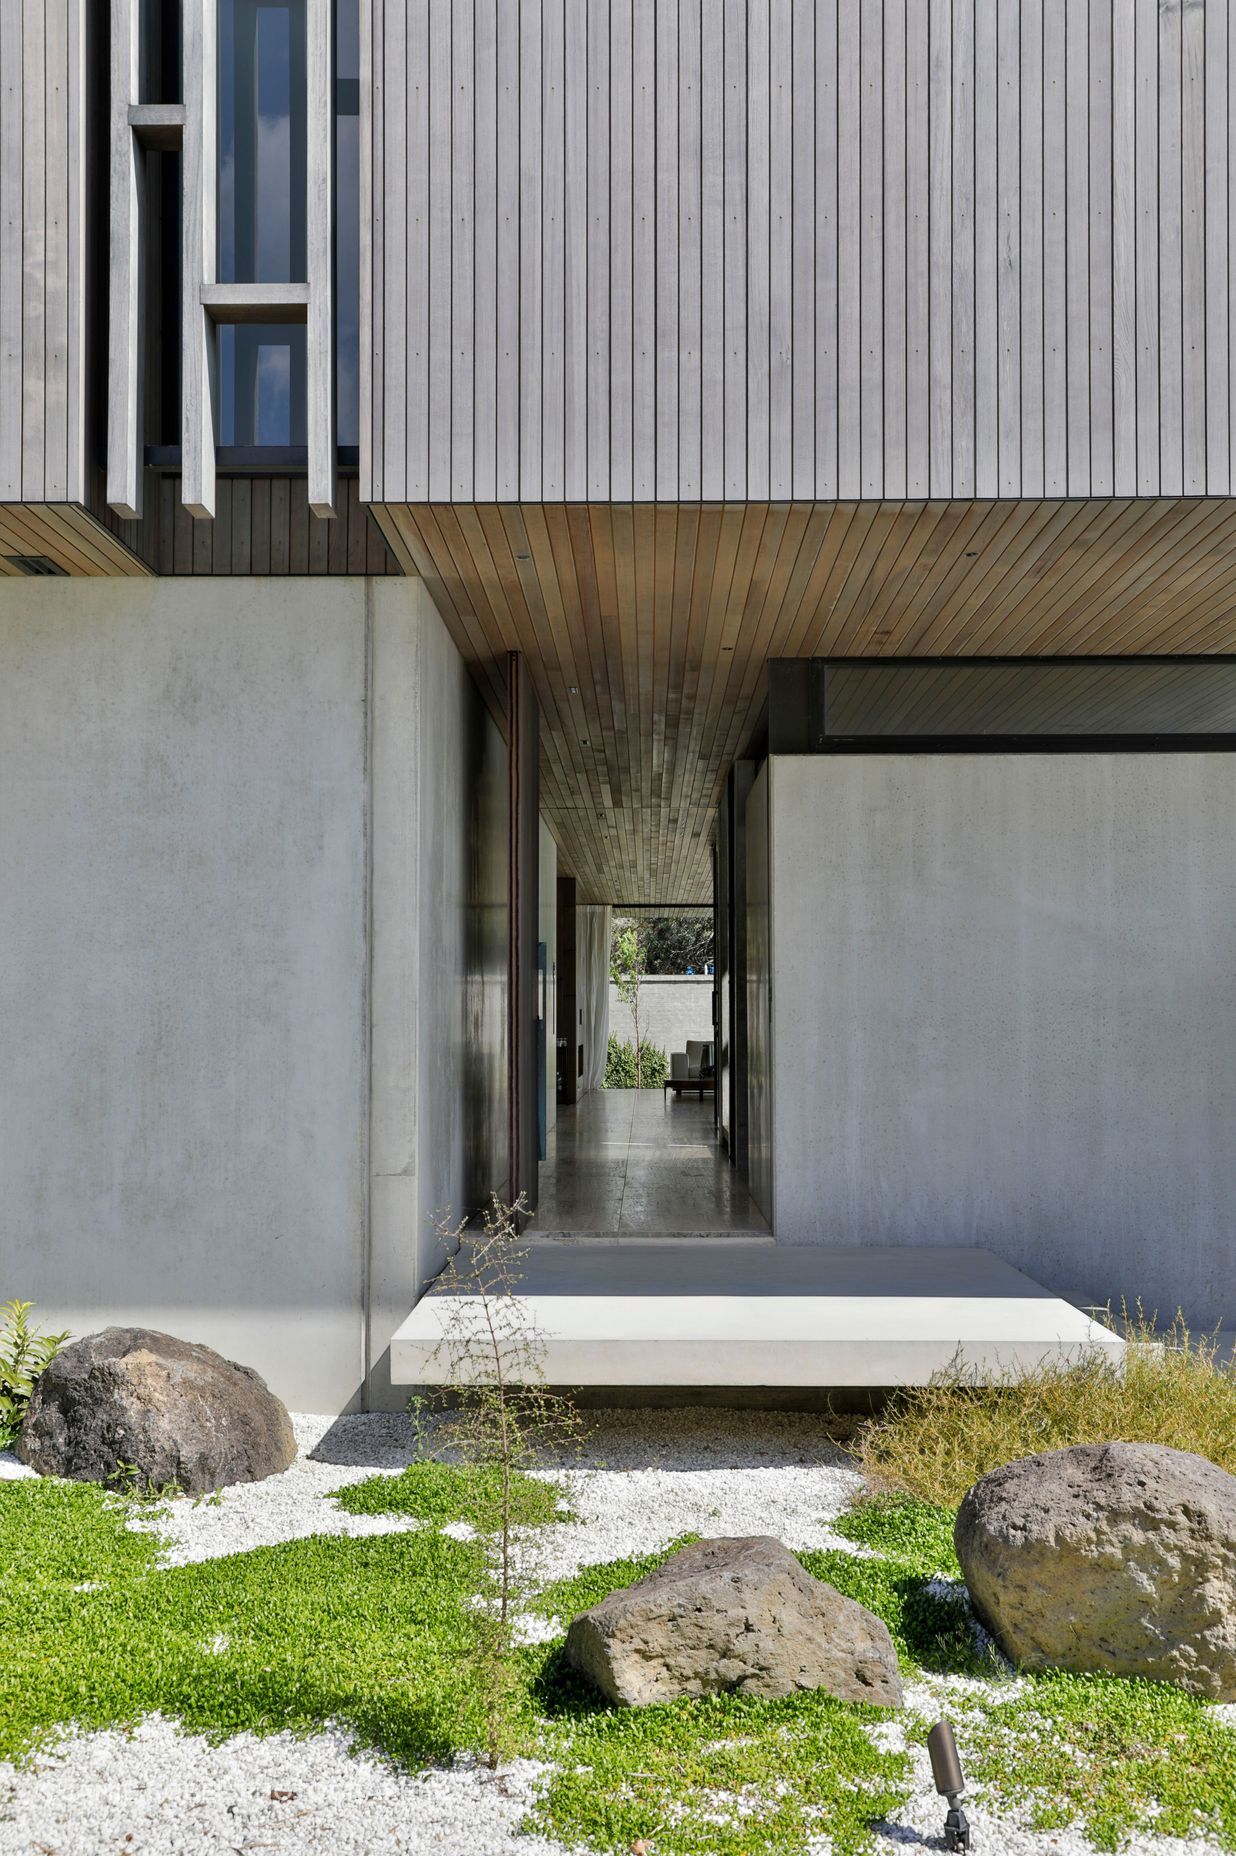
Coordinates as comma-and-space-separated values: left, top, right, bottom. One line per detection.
218, 0, 307, 285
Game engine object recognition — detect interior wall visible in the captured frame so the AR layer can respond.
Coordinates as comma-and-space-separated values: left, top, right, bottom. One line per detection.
577, 906, 612, 1094
745, 766, 773, 1222
539, 820, 558, 1137
0, 577, 370, 1409
769, 753, 1236, 1326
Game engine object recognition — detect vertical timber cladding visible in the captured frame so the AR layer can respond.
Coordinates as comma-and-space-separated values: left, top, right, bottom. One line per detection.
0, 0, 89, 503
365, 0, 1236, 504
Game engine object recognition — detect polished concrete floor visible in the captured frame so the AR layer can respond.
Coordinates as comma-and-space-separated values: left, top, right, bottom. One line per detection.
528, 1087, 768, 1237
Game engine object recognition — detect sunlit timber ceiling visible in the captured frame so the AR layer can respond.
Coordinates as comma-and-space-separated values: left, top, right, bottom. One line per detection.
376, 498, 1236, 904
0, 504, 151, 577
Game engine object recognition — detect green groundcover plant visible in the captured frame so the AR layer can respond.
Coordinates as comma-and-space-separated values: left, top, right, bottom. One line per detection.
7, 1469, 1236, 1853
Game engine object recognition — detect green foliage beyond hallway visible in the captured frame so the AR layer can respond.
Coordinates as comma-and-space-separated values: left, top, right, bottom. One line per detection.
6, 1471, 1236, 1853
603, 1033, 669, 1089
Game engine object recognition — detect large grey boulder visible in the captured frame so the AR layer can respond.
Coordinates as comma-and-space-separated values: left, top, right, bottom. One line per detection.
563, 1535, 903, 1708
17, 1327, 296, 1495
956, 1442, 1236, 1698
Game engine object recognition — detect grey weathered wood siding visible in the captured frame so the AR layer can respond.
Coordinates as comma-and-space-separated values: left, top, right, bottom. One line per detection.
0, 0, 88, 504
364, 0, 1236, 504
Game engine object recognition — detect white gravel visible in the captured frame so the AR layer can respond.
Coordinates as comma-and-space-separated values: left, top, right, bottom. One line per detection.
0, 1717, 579, 1856
114, 1409, 868, 1576
124, 1414, 433, 1565
4, 1409, 1233, 1856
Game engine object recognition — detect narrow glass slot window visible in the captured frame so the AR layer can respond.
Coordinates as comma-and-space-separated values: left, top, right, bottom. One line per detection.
335, 0, 361, 449
218, 0, 307, 284
218, 325, 308, 446
140, 0, 181, 103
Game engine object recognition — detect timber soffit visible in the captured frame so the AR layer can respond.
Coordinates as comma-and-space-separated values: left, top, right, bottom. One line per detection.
376, 497, 1236, 906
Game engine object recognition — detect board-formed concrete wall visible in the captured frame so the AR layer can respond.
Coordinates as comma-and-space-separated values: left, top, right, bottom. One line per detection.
768, 754, 1236, 1327
0, 575, 509, 1411
0, 577, 370, 1407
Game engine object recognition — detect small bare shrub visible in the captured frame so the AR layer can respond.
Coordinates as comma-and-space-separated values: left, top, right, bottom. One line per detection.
418, 1194, 587, 1769
857, 1305, 1236, 1508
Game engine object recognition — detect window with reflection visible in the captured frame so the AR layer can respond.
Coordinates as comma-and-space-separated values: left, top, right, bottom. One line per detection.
218, 325, 307, 447
218, 0, 307, 284
209, 0, 359, 456
335, 0, 360, 449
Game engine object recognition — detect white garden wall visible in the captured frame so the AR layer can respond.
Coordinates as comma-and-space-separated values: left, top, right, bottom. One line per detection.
608, 975, 715, 1061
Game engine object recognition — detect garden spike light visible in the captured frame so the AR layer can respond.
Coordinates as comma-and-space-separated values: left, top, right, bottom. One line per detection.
927, 1719, 972, 1852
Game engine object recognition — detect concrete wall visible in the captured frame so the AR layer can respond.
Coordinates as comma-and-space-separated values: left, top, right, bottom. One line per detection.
768, 753, 1236, 1326
1, 575, 509, 1412
1, 577, 369, 1408
367, 580, 508, 1408
746, 766, 773, 1222
608, 977, 714, 1059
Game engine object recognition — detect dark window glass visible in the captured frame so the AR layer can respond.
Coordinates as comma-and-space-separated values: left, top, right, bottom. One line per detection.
218, 325, 307, 446
821, 662, 1236, 737
335, 0, 360, 448
140, 0, 181, 103
144, 152, 182, 444
218, 0, 307, 284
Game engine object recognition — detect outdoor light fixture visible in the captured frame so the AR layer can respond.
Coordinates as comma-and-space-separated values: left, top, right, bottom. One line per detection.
927, 1719, 971, 1852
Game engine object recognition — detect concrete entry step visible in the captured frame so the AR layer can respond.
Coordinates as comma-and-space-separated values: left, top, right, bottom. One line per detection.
529, 1229, 777, 1246
390, 1242, 1124, 1389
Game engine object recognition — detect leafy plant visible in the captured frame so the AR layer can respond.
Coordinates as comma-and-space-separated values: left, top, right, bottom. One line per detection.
857, 1304, 1236, 1506
603, 1033, 668, 1090
0, 1300, 68, 1449
106, 1458, 182, 1506
419, 1194, 588, 1768
609, 919, 650, 1087
636, 910, 715, 976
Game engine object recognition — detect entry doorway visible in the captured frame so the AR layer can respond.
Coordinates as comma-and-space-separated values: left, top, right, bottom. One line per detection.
529, 901, 767, 1238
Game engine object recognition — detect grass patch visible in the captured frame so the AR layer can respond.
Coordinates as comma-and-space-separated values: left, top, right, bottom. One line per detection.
9, 1466, 1236, 1852
0, 1477, 501, 1768
529, 1544, 906, 1855
948, 1671, 1236, 1851
330, 1458, 567, 1528
858, 1308, 1236, 1507
832, 1491, 960, 1573
530, 1686, 907, 1856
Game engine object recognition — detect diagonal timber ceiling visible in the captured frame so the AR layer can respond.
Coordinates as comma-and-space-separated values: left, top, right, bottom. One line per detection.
0, 503, 152, 577
376, 498, 1236, 904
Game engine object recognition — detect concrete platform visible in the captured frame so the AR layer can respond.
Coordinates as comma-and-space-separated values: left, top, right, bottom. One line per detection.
390, 1242, 1124, 1388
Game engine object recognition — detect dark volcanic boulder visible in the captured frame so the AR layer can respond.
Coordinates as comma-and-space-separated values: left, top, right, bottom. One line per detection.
563, 1534, 903, 1708
17, 1327, 296, 1494
955, 1442, 1236, 1698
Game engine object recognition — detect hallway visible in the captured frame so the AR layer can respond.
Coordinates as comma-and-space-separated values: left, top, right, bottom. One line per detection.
530, 1089, 768, 1238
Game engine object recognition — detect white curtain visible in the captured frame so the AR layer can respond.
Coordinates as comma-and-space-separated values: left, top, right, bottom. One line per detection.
577, 905, 612, 1094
